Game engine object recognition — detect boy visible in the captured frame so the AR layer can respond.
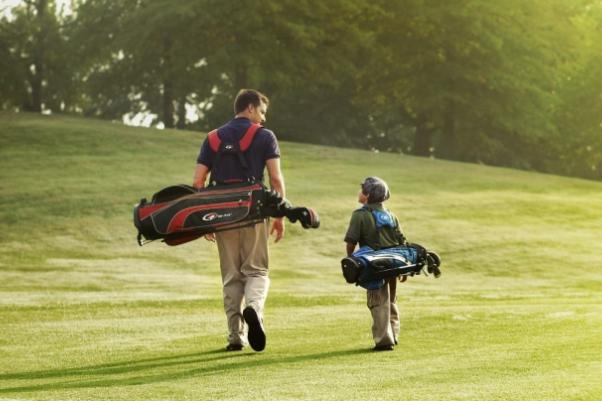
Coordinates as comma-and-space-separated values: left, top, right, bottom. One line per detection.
344, 177, 407, 351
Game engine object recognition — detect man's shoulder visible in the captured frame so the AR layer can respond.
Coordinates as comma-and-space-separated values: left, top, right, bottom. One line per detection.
257, 127, 276, 140
256, 127, 280, 159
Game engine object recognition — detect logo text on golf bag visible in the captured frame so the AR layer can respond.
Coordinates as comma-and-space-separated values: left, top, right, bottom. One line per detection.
202, 212, 233, 222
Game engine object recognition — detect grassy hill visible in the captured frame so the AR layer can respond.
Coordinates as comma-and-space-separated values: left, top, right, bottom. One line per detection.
0, 112, 600, 401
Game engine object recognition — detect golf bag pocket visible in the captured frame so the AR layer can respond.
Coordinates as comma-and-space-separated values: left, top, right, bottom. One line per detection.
341, 246, 386, 289
151, 195, 253, 235
341, 256, 364, 284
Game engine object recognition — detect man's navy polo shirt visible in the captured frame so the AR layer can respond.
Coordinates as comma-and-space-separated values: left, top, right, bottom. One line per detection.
197, 117, 280, 183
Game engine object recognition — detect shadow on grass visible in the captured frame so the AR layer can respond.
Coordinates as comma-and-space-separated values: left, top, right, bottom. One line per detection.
0, 348, 370, 393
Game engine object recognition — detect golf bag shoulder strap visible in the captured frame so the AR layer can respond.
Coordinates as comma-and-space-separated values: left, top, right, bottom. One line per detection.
239, 123, 262, 151
207, 123, 263, 152
361, 206, 397, 229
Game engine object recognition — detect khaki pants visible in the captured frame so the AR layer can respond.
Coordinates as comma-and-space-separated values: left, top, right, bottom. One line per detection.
216, 221, 270, 345
367, 278, 399, 347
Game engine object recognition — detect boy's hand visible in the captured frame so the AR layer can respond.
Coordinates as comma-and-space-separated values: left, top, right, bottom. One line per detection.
399, 276, 407, 283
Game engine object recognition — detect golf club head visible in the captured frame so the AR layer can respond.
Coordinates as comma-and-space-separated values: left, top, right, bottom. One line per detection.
286, 207, 319, 229
426, 251, 441, 278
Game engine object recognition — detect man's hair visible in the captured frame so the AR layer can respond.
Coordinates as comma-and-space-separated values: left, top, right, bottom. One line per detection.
234, 89, 269, 114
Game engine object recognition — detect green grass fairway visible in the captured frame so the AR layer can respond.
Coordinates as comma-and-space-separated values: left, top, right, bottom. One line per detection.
1, 112, 600, 401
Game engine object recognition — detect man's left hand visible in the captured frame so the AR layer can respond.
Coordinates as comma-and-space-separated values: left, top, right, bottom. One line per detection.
270, 218, 285, 243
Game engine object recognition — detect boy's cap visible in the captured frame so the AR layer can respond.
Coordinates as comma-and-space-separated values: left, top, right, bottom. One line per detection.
361, 176, 390, 203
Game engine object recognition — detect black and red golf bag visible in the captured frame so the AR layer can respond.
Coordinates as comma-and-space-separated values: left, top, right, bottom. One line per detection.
134, 181, 319, 246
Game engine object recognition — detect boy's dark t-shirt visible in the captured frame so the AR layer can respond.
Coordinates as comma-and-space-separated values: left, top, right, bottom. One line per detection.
197, 117, 280, 183
344, 203, 404, 250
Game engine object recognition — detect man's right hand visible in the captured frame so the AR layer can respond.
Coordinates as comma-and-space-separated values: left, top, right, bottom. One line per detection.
204, 233, 216, 242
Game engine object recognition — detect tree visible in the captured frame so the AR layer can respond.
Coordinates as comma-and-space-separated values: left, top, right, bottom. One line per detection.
199, 0, 382, 144
0, 16, 27, 109
365, 0, 575, 168
0, 0, 72, 112
72, 0, 219, 127
553, 1, 602, 179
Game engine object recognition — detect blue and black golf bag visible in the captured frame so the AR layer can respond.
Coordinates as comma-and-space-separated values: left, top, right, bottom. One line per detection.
341, 244, 441, 290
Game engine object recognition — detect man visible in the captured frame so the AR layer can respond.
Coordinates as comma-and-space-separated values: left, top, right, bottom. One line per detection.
193, 89, 285, 352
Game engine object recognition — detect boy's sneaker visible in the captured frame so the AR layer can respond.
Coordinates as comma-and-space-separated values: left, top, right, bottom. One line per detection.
426, 251, 441, 278
225, 343, 244, 351
243, 306, 266, 352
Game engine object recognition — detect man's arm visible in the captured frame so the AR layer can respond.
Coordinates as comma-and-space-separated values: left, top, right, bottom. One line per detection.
266, 157, 285, 242
266, 157, 285, 197
193, 163, 210, 189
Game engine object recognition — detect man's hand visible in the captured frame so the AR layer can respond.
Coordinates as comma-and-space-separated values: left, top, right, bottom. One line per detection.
204, 233, 216, 242
270, 218, 285, 243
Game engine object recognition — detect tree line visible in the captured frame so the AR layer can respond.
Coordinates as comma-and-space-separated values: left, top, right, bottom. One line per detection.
2, 0, 601, 180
